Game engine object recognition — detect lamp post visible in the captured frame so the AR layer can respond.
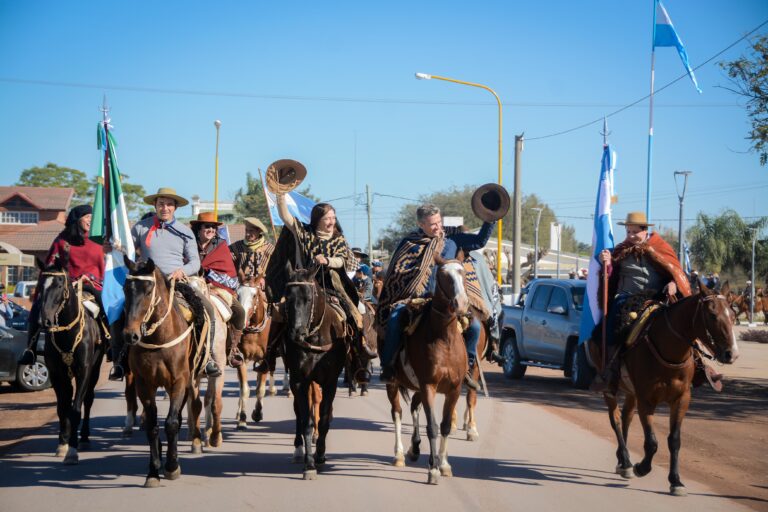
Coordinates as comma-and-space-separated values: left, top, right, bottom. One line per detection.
554, 222, 562, 279
749, 228, 758, 327
213, 119, 222, 220
673, 170, 692, 264
531, 207, 543, 279
416, 72, 507, 285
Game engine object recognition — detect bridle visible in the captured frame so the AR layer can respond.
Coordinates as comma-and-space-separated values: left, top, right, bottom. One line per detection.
285, 270, 330, 351
243, 286, 270, 334
125, 273, 179, 338
40, 270, 86, 377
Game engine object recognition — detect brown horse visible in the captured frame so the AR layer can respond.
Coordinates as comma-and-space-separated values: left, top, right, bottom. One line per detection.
123, 259, 224, 487
383, 255, 468, 485
234, 280, 272, 429
590, 282, 739, 496
456, 315, 488, 442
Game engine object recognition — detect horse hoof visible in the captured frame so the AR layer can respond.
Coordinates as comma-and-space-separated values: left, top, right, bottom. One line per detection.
670, 485, 687, 497
122, 428, 133, 438
427, 468, 440, 485
303, 470, 318, 480
191, 441, 203, 454
439, 465, 453, 477
632, 464, 649, 478
361, 390, 368, 397
407, 447, 420, 462
349, 390, 357, 397
618, 466, 634, 479
63, 447, 78, 465
466, 428, 479, 442
393, 454, 405, 467
269, 388, 277, 396
237, 422, 247, 431
209, 433, 222, 448
144, 477, 161, 488
164, 466, 181, 480
292, 448, 304, 463
462, 423, 468, 431
251, 410, 263, 423
55, 444, 68, 457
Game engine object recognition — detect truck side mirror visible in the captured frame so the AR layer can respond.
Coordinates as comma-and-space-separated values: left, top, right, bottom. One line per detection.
547, 305, 567, 315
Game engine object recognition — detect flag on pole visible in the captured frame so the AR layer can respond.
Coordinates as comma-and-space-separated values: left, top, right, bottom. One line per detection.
654, 0, 701, 93
264, 189, 316, 226
89, 118, 136, 324
579, 145, 616, 345
683, 241, 692, 275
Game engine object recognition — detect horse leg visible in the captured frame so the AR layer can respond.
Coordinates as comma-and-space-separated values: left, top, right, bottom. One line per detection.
268, 370, 277, 396
310, 382, 321, 444
137, 381, 162, 488
387, 384, 405, 467
314, 380, 336, 465
295, 382, 317, 480
236, 364, 249, 429
253, 370, 267, 423
465, 386, 479, 441
604, 392, 633, 478
52, 373, 73, 458
407, 392, 423, 462
163, 380, 186, 481
291, 379, 305, 463
668, 392, 691, 496
633, 402, 658, 478
187, 379, 204, 454
439, 387, 461, 477
205, 373, 224, 448
123, 370, 139, 437
65, 365, 94, 465
421, 386, 441, 485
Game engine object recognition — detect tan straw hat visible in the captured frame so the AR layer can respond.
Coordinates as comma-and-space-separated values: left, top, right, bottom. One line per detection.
189, 211, 223, 226
265, 159, 307, 194
618, 211, 655, 227
243, 217, 268, 233
143, 187, 189, 207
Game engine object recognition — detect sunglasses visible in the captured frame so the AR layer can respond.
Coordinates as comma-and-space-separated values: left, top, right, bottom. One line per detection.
202, 224, 218, 230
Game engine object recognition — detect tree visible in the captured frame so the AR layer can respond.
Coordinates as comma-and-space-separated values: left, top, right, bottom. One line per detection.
719, 35, 768, 165
83, 176, 146, 218
16, 163, 90, 203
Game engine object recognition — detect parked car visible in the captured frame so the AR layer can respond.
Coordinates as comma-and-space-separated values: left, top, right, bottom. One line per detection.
0, 325, 49, 391
500, 279, 594, 388
6, 301, 31, 331
12, 281, 37, 310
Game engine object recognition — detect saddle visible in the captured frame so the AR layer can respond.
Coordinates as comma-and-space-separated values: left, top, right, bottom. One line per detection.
326, 295, 348, 325
208, 287, 233, 323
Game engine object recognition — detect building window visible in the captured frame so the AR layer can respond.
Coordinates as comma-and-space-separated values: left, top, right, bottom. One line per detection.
0, 211, 38, 224
6, 266, 38, 286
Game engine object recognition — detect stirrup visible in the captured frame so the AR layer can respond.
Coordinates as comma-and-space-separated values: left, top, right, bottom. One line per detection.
227, 349, 244, 368
380, 366, 395, 383
463, 371, 481, 391
17, 349, 35, 366
205, 360, 222, 377
109, 365, 125, 381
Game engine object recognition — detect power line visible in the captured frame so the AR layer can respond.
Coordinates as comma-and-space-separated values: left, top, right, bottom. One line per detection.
526, 19, 768, 141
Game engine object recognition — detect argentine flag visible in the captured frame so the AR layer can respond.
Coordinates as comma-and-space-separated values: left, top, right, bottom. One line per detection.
265, 189, 316, 226
654, 0, 701, 93
90, 122, 136, 324
683, 241, 692, 275
578, 145, 616, 345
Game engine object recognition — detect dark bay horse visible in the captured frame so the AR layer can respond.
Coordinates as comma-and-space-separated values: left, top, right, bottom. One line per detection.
382, 256, 469, 485
282, 263, 349, 480
38, 260, 106, 464
234, 280, 272, 429
123, 259, 210, 488
590, 282, 739, 496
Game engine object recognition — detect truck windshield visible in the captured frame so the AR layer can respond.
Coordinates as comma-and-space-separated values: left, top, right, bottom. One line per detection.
571, 287, 585, 311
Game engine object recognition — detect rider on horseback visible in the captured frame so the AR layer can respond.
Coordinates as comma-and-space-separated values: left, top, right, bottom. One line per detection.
378, 202, 496, 390
190, 212, 248, 368
111, 187, 222, 380
230, 217, 274, 289
591, 211, 721, 394
19, 204, 109, 366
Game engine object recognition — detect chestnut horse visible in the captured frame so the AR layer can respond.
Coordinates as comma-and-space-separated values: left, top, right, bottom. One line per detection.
383, 255, 468, 485
590, 282, 739, 496
38, 260, 106, 465
234, 280, 272, 429
282, 263, 351, 480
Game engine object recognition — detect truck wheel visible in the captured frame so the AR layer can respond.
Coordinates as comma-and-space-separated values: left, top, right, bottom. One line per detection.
501, 335, 526, 379
570, 343, 594, 389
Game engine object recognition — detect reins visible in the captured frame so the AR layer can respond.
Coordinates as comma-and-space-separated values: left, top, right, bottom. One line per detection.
285, 268, 331, 352
243, 287, 271, 334
125, 274, 178, 337
40, 271, 87, 378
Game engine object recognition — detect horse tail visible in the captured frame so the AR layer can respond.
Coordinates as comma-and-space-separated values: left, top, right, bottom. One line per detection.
398, 385, 411, 405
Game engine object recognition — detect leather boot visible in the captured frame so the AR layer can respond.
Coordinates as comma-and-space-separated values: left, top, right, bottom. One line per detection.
464, 356, 482, 391
227, 329, 245, 368
109, 349, 127, 381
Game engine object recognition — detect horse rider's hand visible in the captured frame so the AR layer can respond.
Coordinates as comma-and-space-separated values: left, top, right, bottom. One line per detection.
256, 277, 266, 290
169, 269, 186, 281
665, 281, 678, 299
600, 249, 612, 265
314, 255, 329, 266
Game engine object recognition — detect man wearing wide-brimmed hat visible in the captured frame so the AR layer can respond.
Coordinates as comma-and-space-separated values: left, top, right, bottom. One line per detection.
117, 187, 223, 378
229, 217, 274, 288
593, 211, 720, 393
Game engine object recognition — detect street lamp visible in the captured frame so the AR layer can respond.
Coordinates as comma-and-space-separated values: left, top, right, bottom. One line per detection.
674, 170, 692, 265
415, 72, 507, 285
213, 119, 222, 220
531, 207, 543, 279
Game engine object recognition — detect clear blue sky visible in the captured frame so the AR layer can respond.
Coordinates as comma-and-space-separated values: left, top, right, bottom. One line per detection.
1, 0, 766, 250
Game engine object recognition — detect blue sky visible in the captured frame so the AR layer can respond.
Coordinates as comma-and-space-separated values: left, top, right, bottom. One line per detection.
1, 0, 766, 250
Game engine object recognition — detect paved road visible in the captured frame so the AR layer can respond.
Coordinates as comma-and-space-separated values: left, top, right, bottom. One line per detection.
0, 365, 752, 512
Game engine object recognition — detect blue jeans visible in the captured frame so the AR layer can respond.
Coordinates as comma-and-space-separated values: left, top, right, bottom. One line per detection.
464, 317, 481, 362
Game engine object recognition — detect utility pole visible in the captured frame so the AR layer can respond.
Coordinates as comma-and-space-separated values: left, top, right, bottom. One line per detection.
531, 207, 543, 279
554, 222, 561, 279
512, 134, 524, 299
366, 185, 373, 261
750, 228, 758, 327
674, 170, 692, 264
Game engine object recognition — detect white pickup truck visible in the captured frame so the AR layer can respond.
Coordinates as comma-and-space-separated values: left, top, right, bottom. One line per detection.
500, 279, 594, 388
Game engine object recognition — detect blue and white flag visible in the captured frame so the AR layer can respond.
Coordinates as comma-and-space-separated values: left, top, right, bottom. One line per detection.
579, 145, 616, 345
90, 121, 136, 324
683, 241, 692, 275
217, 224, 231, 244
654, 0, 701, 93
265, 189, 316, 226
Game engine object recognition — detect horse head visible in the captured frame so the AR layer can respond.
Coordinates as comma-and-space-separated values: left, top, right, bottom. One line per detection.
122, 257, 161, 345
38, 257, 73, 329
434, 250, 469, 316
695, 279, 739, 364
283, 261, 321, 341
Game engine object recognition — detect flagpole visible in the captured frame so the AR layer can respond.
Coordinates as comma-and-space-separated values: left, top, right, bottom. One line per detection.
214, 120, 222, 221
645, 0, 658, 227
258, 167, 279, 241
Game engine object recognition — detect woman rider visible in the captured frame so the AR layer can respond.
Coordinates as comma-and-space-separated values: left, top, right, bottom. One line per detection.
190, 212, 247, 368
18, 205, 110, 368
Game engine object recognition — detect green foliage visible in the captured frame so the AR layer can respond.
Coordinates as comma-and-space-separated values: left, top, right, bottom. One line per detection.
719, 35, 768, 166
687, 209, 767, 279
83, 176, 146, 218
16, 163, 90, 203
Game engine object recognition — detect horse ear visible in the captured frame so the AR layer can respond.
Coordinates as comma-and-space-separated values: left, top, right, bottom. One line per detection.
698, 276, 712, 295
309, 264, 321, 280
145, 258, 156, 274
124, 254, 136, 273
456, 248, 465, 262
285, 260, 294, 277
434, 253, 446, 266
720, 280, 730, 296
35, 257, 45, 271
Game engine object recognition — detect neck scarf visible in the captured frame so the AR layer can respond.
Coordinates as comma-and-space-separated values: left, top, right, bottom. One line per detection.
244, 237, 266, 252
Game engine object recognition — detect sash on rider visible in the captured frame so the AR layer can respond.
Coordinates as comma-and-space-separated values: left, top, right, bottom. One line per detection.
201, 241, 239, 293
